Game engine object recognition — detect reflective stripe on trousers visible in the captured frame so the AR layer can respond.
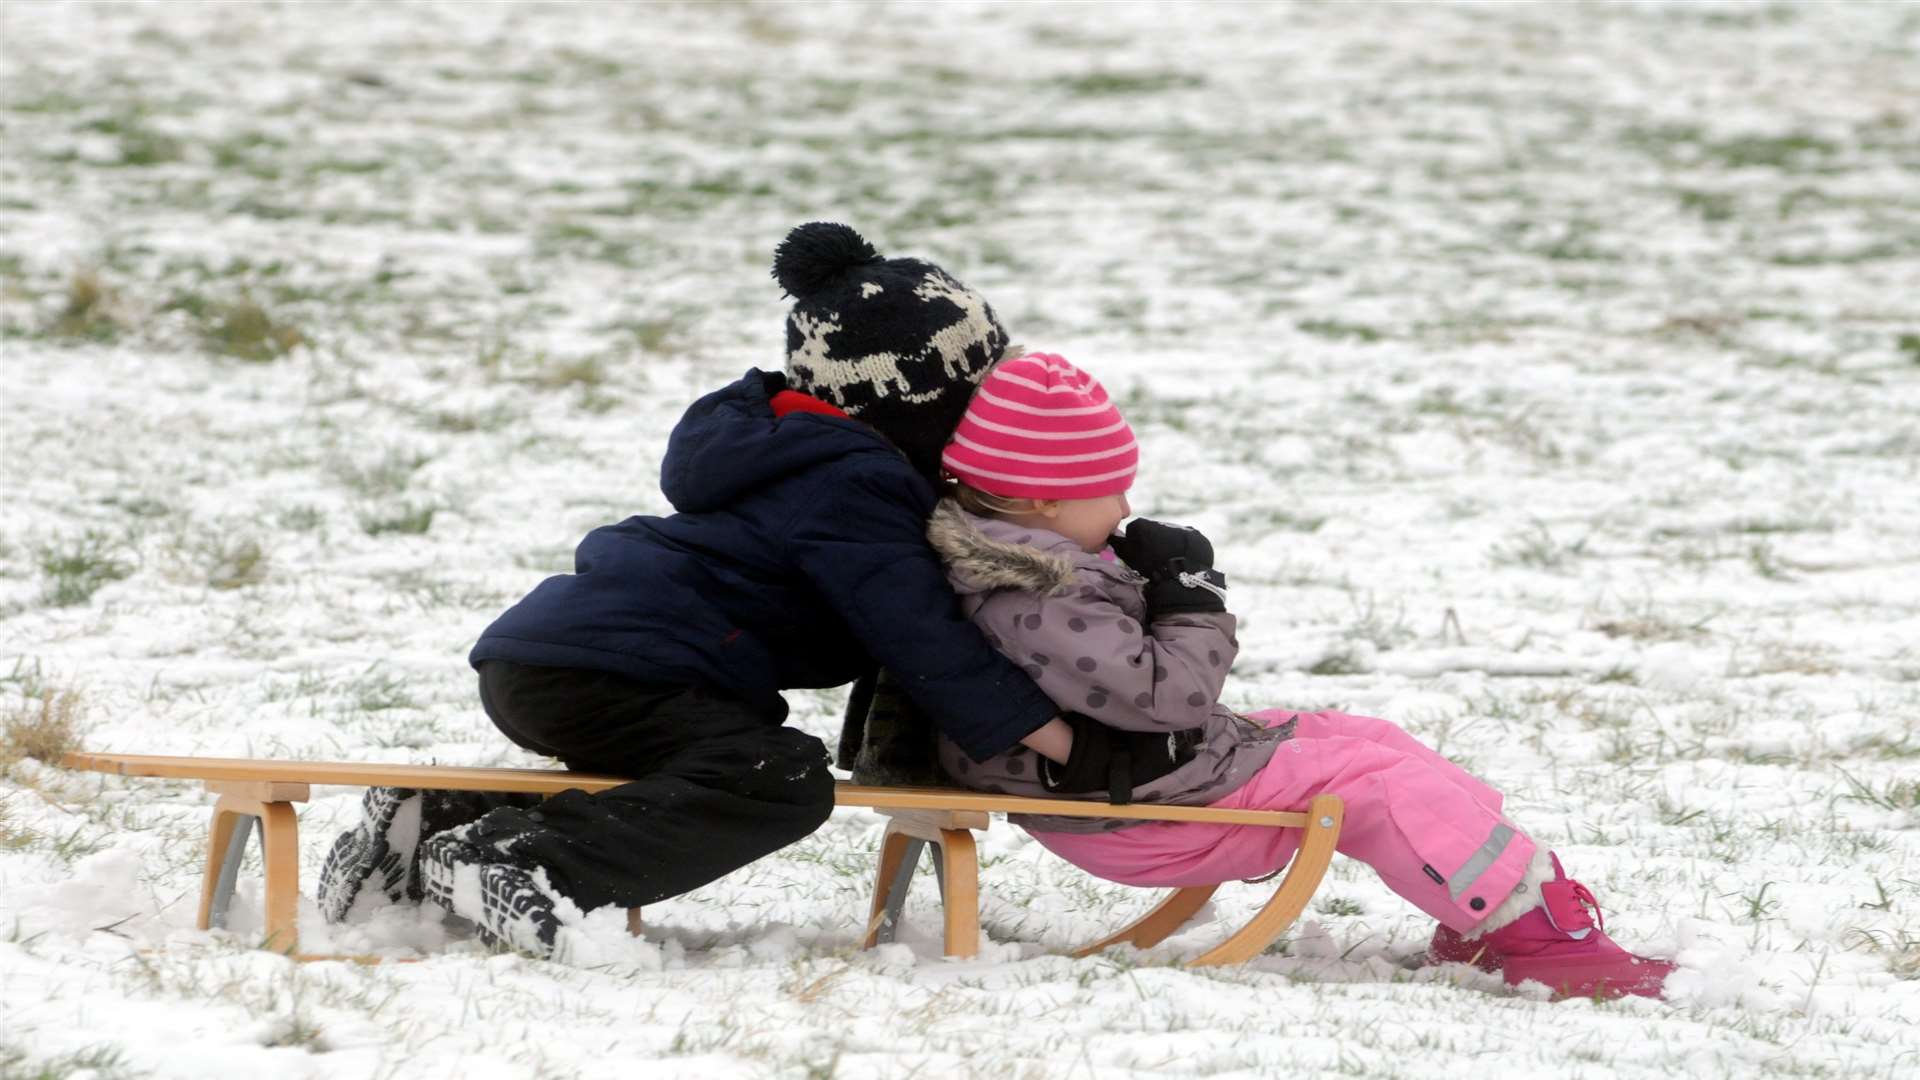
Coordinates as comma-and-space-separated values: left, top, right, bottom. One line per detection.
1449, 823, 1515, 900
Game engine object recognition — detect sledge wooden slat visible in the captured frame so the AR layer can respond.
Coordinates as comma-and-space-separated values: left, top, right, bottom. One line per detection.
64, 749, 1342, 966
64, 753, 1310, 827
63, 752, 633, 795
833, 784, 1309, 827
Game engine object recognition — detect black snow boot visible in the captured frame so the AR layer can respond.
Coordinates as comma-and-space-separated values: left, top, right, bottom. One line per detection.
317, 786, 422, 924
419, 809, 571, 959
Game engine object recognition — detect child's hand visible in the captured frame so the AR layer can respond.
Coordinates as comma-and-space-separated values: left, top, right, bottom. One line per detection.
1110, 519, 1228, 617
1039, 712, 1198, 803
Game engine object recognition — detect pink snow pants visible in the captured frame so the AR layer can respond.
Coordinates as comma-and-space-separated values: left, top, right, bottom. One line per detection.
1030, 710, 1537, 933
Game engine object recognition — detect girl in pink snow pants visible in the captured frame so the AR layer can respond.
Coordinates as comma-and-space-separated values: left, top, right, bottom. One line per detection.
928, 351, 1675, 1000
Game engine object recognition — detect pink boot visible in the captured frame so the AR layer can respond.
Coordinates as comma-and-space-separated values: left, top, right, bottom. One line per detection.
1426, 854, 1674, 1001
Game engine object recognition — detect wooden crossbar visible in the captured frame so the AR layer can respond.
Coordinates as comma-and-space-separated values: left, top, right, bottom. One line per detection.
62, 750, 1341, 964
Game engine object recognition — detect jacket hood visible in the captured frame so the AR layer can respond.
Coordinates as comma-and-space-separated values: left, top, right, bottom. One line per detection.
926, 498, 1080, 596
661, 369, 903, 512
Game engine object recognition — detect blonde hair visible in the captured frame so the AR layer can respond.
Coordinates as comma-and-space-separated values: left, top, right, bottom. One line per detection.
948, 481, 1041, 518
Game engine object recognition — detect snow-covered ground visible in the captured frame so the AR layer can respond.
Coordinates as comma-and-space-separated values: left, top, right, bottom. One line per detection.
2, 1, 1917, 1076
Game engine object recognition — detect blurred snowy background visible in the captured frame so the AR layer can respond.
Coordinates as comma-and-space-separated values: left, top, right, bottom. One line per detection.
1, 1, 1916, 1077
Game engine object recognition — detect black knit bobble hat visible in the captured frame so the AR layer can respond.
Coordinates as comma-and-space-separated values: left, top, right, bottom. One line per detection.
772, 222, 1009, 480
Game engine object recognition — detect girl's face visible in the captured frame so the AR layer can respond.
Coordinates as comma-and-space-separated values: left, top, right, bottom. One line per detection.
1042, 493, 1131, 553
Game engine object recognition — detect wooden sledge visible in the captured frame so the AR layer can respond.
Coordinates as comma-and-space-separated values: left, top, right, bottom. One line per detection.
62, 751, 1342, 964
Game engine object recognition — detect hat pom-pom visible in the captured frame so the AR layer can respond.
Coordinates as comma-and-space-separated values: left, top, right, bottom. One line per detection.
772, 222, 883, 298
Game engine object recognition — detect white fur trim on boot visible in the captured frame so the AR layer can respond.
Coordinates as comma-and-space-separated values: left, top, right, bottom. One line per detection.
1467, 846, 1554, 938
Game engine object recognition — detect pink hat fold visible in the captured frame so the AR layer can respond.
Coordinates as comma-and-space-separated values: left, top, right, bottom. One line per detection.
940, 353, 1137, 500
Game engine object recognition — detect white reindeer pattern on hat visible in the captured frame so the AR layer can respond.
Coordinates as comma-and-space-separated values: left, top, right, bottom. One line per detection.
787, 269, 1000, 407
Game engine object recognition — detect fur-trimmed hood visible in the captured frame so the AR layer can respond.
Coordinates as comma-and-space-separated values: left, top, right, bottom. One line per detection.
926, 498, 1082, 596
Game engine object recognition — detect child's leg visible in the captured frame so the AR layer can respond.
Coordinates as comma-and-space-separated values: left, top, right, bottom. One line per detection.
441, 664, 837, 913
1035, 719, 1536, 934
1249, 709, 1504, 814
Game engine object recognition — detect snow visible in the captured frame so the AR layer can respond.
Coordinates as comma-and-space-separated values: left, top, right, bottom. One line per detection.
1, 0, 1917, 1077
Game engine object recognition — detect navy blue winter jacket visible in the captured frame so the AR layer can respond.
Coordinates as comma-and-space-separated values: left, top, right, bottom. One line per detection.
470, 369, 1056, 761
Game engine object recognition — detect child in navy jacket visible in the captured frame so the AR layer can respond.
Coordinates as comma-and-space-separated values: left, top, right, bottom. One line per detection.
317, 224, 1069, 957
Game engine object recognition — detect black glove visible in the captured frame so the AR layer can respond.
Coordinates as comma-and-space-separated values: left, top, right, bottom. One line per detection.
1108, 518, 1228, 617
1039, 712, 1200, 804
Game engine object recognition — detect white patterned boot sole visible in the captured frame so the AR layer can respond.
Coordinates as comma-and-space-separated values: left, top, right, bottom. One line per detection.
316, 786, 423, 924
419, 831, 564, 959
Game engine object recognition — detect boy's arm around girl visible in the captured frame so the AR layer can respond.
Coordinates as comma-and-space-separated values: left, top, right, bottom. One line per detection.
782, 452, 1062, 764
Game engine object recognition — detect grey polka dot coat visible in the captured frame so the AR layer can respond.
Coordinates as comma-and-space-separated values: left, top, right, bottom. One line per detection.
926, 500, 1290, 833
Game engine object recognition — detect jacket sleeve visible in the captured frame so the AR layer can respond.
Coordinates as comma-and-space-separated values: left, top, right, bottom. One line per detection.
974, 577, 1237, 734
787, 466, 1057, 762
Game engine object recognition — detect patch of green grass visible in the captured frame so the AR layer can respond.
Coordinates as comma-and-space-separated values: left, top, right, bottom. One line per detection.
1297, 318, 1383, 343
1838, 768, 1920, 813
478, 337, 614, 392
256, 1005, 329, 1051
377, 571, 502, 612
202, 298, 303, 361
1534, 222, 1613, 262
307, 156, 386, 176
1619, 122, 1707, 162
1746, 540, 1795, 581
275, 505, 326, 532
99, 494, 173, 520
82, 112, 183, 167
359, 502, 438, 537
1230, 507, 1327, 533
1488, 521, 1589, 571
1675, 188, 1736, 223
1414, 386, 1470, 415
1843, 922, 1920, 980
6, 89, 88, 114
1592, 601, 1717, 642
0, 798, 32, 851
1896, 333, 1920, 365
47, 271, 125, 342
537, 219, 647, 265
1728, 515, 1832, 535
1775, 185, 1829, 220
1307, 647, 1369, 677
35, 531, 135, 607
0, 1042, 144, 1080
1708, 132, 1837, 170
1769, 242, 1907, 266
415, 403, 519, 434
226, 196, 303, 221
1621, 125, 1837, 172
1056, 71, 1203, 96
527, 354, 608, 391
1595, 665, 1638, 685
198, 535, 270, 590
599, 314, 690, 357
209, 130, 288, 179
888, 196, 981, 233
574, 385, 623, 414
342, 665, 417, 713
329, 448, 432, 499
1736, 639, 1841, 677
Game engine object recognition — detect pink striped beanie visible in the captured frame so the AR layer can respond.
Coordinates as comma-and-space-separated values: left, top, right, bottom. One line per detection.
940, 353, 1137, 500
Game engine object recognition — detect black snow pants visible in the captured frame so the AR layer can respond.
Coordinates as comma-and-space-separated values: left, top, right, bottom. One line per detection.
450, 659, 836, 912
